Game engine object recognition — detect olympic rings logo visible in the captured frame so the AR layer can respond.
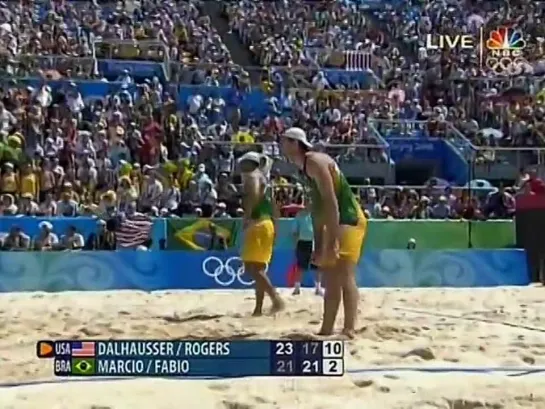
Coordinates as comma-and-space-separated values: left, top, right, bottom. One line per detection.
202, 256, 268, 287
486, 57, 527, 76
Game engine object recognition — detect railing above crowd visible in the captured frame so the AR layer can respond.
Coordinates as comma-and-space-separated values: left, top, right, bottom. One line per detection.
6, 48, 545, 92
1, 56, 383, 90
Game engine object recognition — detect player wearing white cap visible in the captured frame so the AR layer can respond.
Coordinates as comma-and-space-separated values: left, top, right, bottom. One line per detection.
281, 128, 367, 338
238, 152, 284, 316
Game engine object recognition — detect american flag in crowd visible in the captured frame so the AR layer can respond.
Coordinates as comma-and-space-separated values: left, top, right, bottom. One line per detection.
72, 341, 96, 357
116, 214, 153, 248
344, 51, 371, 71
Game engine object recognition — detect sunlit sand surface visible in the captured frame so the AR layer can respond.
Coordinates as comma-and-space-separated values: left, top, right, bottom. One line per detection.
1, 287, 545, 408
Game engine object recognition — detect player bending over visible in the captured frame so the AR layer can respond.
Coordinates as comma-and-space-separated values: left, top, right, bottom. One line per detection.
238, 152, 284, 316
281, 128, 367, 338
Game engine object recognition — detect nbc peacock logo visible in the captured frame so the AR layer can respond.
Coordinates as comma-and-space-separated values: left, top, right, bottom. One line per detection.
486, 27, 526, 57
485, 27, 527, 75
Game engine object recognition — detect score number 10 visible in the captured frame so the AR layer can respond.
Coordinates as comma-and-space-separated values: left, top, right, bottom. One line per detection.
322, 341, 344, 375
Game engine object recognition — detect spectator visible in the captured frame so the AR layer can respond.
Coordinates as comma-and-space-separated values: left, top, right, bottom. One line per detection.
214, 202, 230, 218
2, 226, 30, 251
161, 178, 181, 214
56, 191, 78, 217
431, 196, 451, 219
1, 163, 18, 195
19, 192, 39, 216
39, 192, 57, 217
117, 176, 139, 213
486, 186, 515, 219
33, 221, 59, 251
140, 170, 163, 213
410, 196, 432, 220
60, 226, 85, 251
0, 0, 535, 226
85, 220, 116, 251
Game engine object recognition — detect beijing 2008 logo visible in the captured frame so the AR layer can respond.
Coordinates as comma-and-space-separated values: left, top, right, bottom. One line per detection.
485, 27, 527, 75
202, 256, 268, 287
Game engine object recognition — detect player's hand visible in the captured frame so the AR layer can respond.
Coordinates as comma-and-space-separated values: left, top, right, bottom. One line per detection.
312, 241, 338, 267
311, 249, 322, 267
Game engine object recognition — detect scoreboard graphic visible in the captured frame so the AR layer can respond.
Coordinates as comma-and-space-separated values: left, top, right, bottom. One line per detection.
37, 340, 345, 378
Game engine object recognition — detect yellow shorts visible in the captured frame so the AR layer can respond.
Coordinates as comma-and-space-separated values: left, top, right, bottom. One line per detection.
322, 217, 367, 267
241, 219, 275, 264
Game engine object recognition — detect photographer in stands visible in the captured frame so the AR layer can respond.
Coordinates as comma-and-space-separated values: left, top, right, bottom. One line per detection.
1, 226, 30, 251
85, 219, 117, 251
59, 226, 85, 251
33, 221, 59, 251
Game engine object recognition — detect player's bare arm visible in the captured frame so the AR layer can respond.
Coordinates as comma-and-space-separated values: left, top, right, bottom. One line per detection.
242, 173, 260, 223
309, 202, 324, 257
305, 156, 340, 244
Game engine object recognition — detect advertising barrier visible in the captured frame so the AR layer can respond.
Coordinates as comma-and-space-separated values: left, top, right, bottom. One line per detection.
366, 220, 515, 249
165, 219, 515, 251
0, 249, 528, 293
0, 216, 514, 251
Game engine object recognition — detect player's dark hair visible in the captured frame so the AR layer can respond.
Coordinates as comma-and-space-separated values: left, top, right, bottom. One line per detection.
298, 141, 310, 151
240, 160, 259, 172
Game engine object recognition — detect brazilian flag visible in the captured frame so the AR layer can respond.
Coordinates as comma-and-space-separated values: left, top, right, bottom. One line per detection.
72, 358, 96, 376
170, 219, 239, 251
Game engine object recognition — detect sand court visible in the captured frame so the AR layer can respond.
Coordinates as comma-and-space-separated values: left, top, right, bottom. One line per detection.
1, 287, 545, 408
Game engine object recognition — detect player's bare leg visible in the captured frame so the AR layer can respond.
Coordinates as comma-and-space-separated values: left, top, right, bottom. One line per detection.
318, 265, 343, 336
245, 262, 284, 316
339, 259, 358, 339
244, 263, 265, 316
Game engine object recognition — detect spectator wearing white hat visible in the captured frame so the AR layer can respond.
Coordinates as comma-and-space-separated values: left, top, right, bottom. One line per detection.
214, 202, 230, 218
1, 194, 18, 215
34, 85, 53, 109
33, 221, 59, 251
431, 196, 451, 219
65, 83, 84, 116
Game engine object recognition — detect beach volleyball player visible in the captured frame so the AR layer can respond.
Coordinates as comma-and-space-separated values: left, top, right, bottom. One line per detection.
281, 128, 367, 338
238, 152, 284, 316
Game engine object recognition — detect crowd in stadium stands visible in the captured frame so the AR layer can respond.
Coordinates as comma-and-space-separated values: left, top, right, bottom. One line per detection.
224, 1, 383, 68
0, 0, 543, 242
371, 0, 545, 150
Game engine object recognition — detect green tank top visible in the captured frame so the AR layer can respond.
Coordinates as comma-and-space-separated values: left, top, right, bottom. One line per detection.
307, 163, 362, 226
250, 184, 274, 220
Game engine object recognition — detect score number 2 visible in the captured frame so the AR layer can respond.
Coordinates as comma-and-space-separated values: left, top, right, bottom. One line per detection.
323, 359, 343, 376
275, 342, 294, 355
